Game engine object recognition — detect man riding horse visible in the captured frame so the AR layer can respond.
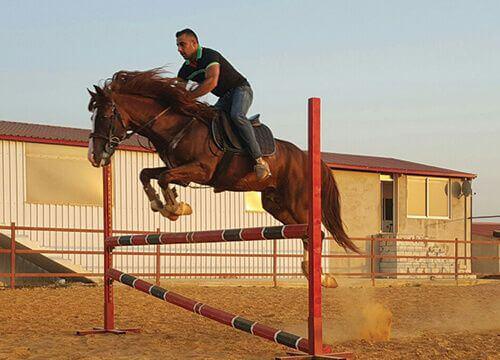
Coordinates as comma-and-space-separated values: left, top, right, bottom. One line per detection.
87, 52, 359, 288
175, 28, 271, 180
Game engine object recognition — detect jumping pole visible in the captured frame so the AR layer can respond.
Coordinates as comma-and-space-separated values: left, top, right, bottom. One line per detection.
107, 268, 333, 354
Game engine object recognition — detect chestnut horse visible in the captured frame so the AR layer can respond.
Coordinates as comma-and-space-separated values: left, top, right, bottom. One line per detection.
87, 69, 359, 287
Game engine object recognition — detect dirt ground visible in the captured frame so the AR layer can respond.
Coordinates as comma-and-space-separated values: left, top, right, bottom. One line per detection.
0, 280, 498, 360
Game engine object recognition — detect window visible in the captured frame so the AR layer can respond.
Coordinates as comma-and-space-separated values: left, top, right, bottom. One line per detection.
25, 143, 103, 206
244, 192, 264, 212
428, 178, 449, 217
407, 177, 426, 216
407, 176, 449, 218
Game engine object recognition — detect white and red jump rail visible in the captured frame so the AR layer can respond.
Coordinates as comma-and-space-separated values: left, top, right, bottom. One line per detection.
77, 98, 354, 360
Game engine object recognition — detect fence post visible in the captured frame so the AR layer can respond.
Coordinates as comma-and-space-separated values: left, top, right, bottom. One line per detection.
370, 236, 375, 287
156, 228, 161, 286
272, 239, 278, 288
10, 222, 16, 289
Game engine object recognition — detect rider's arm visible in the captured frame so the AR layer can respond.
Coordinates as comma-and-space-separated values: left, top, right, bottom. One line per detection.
188, 63, 220, 99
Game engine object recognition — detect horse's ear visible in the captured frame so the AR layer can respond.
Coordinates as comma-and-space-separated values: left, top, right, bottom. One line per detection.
93, 85, 104, 95
87, 88, 96, 97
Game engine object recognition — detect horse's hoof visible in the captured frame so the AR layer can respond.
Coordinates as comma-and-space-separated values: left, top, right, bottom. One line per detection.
169, 202, 192, 216
150, 199, 164, 212
321, 274, 338, 288
159, 207, 179, 221
179, 202, 192, 215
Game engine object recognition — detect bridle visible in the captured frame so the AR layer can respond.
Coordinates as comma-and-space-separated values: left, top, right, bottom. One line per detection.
89, 101, 170, 154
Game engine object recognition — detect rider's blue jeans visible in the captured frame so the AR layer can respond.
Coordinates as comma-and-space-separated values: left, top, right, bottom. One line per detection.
214, 83, 263, 159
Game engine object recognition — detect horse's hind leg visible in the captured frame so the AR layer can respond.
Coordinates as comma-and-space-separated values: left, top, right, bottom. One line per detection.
262, 190, 337, 288
300, 239, 338, 288
140, 167, 179, 221
279, 188, 338, 288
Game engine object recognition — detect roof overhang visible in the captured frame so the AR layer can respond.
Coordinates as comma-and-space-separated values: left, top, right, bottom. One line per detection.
0, 134, 154, 153
327, 162, 476, 179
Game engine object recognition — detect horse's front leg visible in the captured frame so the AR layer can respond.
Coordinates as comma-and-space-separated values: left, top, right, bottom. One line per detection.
140, 167, 179, 221
157, 161, 212, 217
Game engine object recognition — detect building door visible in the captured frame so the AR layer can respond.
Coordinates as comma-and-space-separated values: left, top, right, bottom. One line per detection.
381, 175, 395, 233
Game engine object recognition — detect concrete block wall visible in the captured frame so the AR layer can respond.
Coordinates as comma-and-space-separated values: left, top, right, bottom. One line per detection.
378, 234, 456, 279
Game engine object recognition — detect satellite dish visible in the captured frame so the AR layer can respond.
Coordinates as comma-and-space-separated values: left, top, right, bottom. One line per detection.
461, 180, 472, 197
451, 182, 461, 198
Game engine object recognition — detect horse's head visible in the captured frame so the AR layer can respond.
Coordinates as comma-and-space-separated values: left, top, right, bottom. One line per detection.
87, 85, 128, 167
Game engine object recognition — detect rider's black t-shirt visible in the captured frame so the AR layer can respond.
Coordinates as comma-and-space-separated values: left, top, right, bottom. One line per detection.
177, 47, 248, 97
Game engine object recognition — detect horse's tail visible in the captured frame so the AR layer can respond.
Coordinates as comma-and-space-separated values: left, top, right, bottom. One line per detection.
321, 162, 361, 253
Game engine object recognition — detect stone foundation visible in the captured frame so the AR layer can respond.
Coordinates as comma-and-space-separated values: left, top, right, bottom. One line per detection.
377, 234, 459, 279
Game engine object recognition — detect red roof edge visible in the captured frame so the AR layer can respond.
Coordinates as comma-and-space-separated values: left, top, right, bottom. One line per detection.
327, 162, 476, 179
0, 135, 154, 153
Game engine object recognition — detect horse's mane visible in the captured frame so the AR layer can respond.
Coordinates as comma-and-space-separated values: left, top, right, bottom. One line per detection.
103, 68, 216, 120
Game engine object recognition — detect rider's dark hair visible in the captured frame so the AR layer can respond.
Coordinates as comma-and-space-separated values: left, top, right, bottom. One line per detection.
175, 28, 198, 42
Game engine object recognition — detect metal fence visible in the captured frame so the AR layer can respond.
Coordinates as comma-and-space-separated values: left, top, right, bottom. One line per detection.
1, 222, 499, 289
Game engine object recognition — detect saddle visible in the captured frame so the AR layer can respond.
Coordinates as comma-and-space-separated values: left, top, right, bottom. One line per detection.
211, 111, 276, 156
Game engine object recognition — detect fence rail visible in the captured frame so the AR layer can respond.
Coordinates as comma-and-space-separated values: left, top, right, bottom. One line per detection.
1, 222, 499, 289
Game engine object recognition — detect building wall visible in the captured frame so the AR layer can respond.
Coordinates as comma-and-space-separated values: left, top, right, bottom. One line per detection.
1, 140, 104, 273
328, 170, 381, 274
379, 174, 472, 277
332, 171, 471, 278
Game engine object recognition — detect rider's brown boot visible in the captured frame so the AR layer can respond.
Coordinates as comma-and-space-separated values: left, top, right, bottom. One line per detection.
254, 157, 271, 180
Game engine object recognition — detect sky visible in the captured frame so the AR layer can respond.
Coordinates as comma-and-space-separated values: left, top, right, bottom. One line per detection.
1, 0, 499, 219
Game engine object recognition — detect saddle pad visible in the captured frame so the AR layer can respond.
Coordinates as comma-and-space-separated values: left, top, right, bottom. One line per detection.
253, 124, 275, 156
211, 114, 276, 156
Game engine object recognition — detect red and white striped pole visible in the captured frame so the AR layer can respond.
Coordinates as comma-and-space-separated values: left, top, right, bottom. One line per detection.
107, 268, 334, 354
